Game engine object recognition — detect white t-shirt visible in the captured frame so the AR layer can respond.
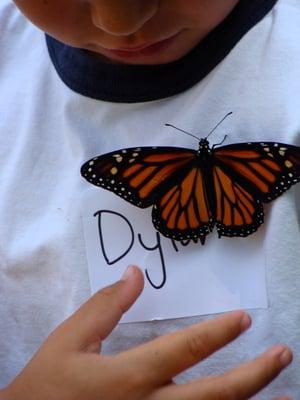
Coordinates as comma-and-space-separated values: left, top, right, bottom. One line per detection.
0, 0, 299, 398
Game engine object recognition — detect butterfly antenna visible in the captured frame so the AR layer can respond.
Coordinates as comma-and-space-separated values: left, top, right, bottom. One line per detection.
205, 112, 233, 140
212, 134, 228, 149
165, 123, 200, 141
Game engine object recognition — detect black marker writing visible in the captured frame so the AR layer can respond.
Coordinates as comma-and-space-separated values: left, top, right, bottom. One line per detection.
94, 210, 134, 265
138, 232, 167, 290
93, 209, 194, 289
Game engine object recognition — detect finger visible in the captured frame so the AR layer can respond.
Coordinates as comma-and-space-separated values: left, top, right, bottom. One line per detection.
116, 310, 251, 386
84, 341, 101, 354
149, 345, 293, 400
273, 397, 292, 400
51, 265, 144, 351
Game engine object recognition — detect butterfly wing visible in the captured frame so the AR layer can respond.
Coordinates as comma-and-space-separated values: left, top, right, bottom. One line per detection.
81, 147, 196, 208
81, 142, 300, 242
212, 141, 300, 237
213, 142, 300, 202
212, 164, 264, 237
152, 166, 214, 244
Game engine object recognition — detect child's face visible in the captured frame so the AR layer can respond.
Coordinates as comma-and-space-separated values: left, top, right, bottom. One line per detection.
14, 0, 239, 65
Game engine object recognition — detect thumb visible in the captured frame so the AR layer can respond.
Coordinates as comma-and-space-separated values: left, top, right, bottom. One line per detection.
54, 265, 144, 352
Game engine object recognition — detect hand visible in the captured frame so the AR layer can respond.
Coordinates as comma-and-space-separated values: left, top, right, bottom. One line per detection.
0, 266, 292, 400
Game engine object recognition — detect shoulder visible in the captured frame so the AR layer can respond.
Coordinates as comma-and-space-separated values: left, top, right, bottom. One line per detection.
0, 1, 27, 39
273, 0, 300, 32
0, 1, 49, 87
271, 0, 300, 66
277, 0, 300, 12
0, 1, 53, 142
0, 1, 44, 62
251, 0, 300, 71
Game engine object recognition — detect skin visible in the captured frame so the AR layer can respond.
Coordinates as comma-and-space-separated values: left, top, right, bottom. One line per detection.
2, 1, 293, 398
0, 266, 293, 399
13, 0, 241, 65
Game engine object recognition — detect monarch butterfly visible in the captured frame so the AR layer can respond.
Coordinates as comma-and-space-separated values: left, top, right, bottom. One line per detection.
81, 132, 300, 245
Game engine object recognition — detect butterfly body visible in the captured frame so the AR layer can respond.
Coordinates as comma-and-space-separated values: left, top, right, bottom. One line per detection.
81, 139, 300, 245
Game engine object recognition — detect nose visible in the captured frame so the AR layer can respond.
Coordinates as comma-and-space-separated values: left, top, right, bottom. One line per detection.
91, 0, 160, 36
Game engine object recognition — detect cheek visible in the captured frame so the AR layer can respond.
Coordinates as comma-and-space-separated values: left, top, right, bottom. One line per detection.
14, 0, 59, 26
185, 0, 240, 25
156, 0, 206, 33
13, 0, 89, 46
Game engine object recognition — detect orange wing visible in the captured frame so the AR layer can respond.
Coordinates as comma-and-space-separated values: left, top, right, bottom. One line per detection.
214, 142, 300, 202
212, 165, 264, 238
152, 167, 214, 244
81, 147, 195, 208
82, 141, 300, 243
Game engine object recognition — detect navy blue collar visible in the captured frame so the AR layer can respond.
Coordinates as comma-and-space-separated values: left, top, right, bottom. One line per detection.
46, 0, 277, 103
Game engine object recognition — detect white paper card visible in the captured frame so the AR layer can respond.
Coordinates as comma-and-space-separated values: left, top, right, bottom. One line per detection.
81, 188, 268, 323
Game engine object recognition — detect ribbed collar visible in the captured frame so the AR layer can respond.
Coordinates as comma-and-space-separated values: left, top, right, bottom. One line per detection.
46, 0, 277, 103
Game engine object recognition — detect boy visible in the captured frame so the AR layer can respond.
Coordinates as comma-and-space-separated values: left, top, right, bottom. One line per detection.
0, 0, 299, 398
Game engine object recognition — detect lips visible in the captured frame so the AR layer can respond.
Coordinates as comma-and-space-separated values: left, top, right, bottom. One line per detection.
114, 42, 157, 52
103, 32, 181, 58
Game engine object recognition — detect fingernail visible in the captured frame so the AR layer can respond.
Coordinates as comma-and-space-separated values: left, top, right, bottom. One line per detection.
240, 313, 252, 332
270, 346, 293, 368
121, 265, 135, 281
279, 348, 293, 368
